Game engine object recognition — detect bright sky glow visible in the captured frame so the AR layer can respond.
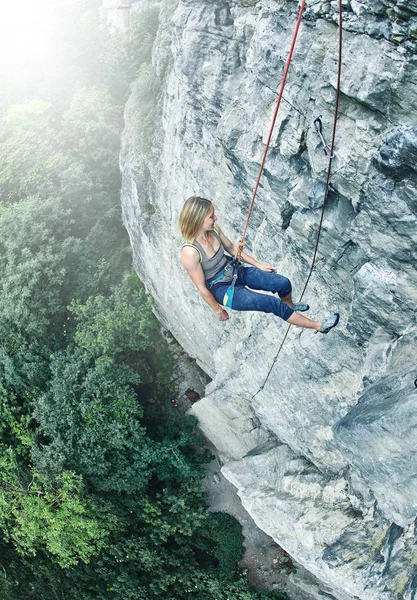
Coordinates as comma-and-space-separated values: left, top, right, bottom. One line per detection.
0, 0, 65, 75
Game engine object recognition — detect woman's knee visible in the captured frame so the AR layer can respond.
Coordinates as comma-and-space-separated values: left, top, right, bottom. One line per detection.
277, 276, 292, 298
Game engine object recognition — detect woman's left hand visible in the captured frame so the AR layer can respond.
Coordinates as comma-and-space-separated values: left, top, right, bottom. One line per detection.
256, 262, 276, 272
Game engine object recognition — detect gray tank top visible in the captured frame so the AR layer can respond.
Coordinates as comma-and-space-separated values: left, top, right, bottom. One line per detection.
192, 230, 234, 283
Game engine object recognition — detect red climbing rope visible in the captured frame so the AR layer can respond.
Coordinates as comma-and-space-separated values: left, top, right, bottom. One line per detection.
252, 0, 343, 399
236, 0, 306, 262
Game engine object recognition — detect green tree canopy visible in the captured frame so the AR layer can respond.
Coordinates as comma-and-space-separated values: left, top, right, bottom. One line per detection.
0, 100, 66, 204
0, 1, 289, 598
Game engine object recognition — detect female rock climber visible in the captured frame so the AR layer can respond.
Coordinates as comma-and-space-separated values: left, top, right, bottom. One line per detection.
179, 196, 339, 333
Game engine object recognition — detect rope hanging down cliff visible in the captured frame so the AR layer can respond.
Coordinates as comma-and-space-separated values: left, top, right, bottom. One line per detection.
247, 0, 344, 399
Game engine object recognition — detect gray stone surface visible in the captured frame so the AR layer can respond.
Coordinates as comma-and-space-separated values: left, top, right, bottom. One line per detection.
120, 0, 417, 598
334, 331, 417, 525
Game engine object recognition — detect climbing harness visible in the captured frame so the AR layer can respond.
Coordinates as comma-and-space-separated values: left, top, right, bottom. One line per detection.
207, 259, 239, 308
222, 263, 238, 308
313, 116, 335, 158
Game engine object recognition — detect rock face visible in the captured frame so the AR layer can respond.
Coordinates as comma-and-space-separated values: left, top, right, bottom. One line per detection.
101, 0, 131, 33
120, 1, 417, 598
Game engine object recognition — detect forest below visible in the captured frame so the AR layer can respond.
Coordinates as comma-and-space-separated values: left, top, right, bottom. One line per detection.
0, 2, 287, 599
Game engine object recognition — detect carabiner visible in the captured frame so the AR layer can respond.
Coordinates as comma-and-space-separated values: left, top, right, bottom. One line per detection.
313, 116, 335, 159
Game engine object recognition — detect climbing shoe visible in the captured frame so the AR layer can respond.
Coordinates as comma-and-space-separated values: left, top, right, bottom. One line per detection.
292, 303, 310, 312
319, 312, 340, 334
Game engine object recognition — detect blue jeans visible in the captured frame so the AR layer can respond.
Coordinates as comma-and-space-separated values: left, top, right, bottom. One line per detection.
211, 266, 294, 321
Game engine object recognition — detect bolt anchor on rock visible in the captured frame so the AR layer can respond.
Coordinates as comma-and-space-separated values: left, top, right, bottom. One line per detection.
313, 116, 335, 158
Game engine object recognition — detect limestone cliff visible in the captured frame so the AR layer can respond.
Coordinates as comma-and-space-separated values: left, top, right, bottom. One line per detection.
120, 1, 417, 598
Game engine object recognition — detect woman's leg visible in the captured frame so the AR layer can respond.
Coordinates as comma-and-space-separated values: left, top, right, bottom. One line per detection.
280, 291, 294, 307
212, 282, 328, 330
287, 311, 321, 331
232, 285, 294, 320
240, 267, 310, 311
239, 267, 292, 298
211, 282, 292, 320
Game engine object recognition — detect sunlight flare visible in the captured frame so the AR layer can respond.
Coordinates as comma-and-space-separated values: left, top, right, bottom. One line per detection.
0, 0, 63, 74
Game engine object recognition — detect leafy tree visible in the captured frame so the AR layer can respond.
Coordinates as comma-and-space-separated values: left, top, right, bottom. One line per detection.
32, 348, 149, 492
32, 275, 185, 494
0, 386, 113, 569
70, 274, 158, 363
129, 5, 160, 67
0, 196, 81, 354
0, 100, 66, 204
0, 385, 32, 459
0, 452, 111, 568
72, 205, 132, 297
61, 86, 123, 192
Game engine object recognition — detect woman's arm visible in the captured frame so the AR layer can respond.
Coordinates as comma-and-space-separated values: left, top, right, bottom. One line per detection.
181, 246, 229, 321
215, 225, 276, 272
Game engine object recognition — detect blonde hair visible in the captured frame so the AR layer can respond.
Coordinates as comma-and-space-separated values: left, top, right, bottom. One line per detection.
178, 196, 212, 242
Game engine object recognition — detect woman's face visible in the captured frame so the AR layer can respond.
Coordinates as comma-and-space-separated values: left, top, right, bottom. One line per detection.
201, 204, 217, 231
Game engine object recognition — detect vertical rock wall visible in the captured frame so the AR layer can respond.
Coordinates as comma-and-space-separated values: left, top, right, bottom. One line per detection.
120, 1, 417, 598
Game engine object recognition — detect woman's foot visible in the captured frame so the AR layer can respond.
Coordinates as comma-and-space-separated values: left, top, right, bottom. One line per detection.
318, 313, 340, 334
292, 302, 310, 312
